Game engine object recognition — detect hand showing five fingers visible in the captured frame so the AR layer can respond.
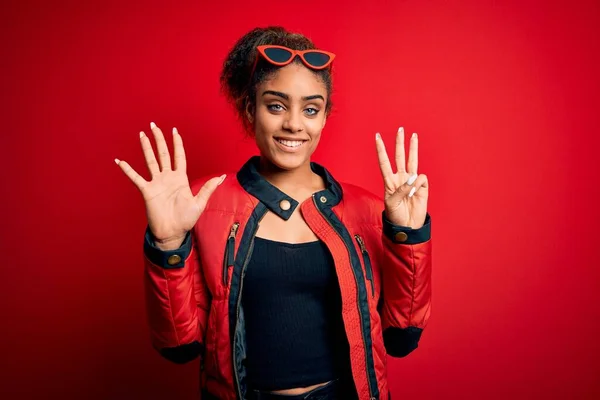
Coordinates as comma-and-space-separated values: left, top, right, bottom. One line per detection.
376, 127, 429, 229
115, 122, 225, 248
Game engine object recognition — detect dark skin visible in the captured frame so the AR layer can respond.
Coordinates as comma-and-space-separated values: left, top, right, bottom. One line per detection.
247, 63, 328, 246
116, 58, 428, 397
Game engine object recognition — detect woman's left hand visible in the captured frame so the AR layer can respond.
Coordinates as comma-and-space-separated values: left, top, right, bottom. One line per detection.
376, 127, 429, 229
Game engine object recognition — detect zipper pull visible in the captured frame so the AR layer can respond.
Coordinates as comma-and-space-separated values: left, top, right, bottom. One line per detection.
356, 234, 375, 298
355, 234, 367, 253
229, 222, 240, 239
223, 222, 240, 286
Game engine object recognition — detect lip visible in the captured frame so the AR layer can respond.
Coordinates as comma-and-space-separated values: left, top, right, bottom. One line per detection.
273, 137, 307, 153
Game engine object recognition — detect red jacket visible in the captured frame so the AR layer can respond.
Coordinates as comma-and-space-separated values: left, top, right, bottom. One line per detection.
142, 156, 432, 400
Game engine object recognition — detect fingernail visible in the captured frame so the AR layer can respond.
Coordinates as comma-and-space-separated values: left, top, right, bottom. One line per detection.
150, 122, 156, 129
375, 133, 381, 140
407, 173, 417, 185
217, 174, 227, 185
412, 132, 418, 139
398, 127, 404, 134
140, 131, 144, 138
114, 158, 120, 165
173, 127, 178, 135
409, 187, 417, 197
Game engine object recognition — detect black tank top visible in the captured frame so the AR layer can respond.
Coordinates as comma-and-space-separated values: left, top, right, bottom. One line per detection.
241, 236, 352, 391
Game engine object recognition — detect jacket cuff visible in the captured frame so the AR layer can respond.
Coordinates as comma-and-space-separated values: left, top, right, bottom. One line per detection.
159, 341, 204, 364
143, 226, 192, 269
382, 212, 431, 244
382, 326, 423, 357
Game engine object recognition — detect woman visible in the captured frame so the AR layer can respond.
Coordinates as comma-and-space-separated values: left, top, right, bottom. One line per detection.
116, 26, 432, 400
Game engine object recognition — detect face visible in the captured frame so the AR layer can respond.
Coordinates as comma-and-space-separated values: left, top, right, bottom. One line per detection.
248, 63, 328, 171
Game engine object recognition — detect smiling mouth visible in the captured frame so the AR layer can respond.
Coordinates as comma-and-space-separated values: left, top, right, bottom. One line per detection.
274, 138, 307, 148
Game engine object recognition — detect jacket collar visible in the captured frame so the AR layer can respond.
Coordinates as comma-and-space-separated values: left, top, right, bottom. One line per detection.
236, 156, 343, 220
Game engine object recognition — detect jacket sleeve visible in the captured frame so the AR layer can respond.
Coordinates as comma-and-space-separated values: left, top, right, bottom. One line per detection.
142, 226, 210, 364
379, 211, 432, 358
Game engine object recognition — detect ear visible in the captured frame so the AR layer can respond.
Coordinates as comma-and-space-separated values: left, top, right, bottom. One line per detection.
245, 100, 254, 124
322, 115, 327, 129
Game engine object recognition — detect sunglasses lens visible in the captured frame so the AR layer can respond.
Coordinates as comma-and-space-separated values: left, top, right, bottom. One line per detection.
303, 51, 331, 67
263, 47, 293, 63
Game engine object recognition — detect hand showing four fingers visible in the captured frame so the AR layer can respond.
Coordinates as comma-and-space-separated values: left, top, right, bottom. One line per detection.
376, 127, 429, 229
115, 122, 226, 249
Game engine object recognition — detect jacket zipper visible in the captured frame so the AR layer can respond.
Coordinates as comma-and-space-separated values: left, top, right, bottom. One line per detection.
312, 195, 374, 399
355, 234, 375, 298
233, 212, 265, 400
223, 222, 240, 286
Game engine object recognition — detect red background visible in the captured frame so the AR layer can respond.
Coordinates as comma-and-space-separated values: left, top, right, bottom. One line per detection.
2, 0, 599, 398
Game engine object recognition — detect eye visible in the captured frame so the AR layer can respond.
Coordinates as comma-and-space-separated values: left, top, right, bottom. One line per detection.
267, 104, 284, 112
304, 107, 320, 116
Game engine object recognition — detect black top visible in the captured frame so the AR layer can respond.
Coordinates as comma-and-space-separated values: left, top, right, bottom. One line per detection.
241, 236, 352, 391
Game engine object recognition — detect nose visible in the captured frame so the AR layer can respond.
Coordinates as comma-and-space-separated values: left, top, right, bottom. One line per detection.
282, 112, 304, 133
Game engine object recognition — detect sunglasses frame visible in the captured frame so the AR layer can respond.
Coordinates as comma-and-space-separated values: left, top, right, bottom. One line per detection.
250, 45, 336, 78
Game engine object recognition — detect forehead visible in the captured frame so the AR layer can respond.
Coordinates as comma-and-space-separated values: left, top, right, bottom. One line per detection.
259, 63, 327, 98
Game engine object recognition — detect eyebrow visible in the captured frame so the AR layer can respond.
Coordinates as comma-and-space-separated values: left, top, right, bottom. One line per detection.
262, 90, 325, 102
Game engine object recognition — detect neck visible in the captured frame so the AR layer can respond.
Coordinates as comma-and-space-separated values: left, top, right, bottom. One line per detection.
257, 156, 322, 194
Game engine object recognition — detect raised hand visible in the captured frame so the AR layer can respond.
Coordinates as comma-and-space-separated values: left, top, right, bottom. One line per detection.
375, 127, 429, 229
115, 122, 225, 249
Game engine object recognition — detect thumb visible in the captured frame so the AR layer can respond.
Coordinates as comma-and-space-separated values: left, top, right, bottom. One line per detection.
194, 174, 226, 211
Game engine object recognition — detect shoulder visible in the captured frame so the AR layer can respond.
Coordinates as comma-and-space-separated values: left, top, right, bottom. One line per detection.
340, 181, 381, 203
338, 181, 383, 227
190, 172, 237, 195
190, 171, 254, 213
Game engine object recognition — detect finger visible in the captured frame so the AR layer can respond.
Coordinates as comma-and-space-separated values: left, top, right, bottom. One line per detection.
375, 133, 396, 191
407, 132, 418, 175
172, 127, 187, 172
115, 158, 148, 191
392, 172, 417, 198
408, 174, 428, 197
139, 131, 160, 177
150, 122, 172, 171
394, 127, 406, 174
194, 174, 226, 211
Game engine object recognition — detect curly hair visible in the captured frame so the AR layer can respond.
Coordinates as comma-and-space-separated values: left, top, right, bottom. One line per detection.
220, 26, 334, 135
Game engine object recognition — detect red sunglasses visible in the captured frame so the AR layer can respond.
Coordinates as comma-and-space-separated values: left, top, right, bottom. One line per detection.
250, 45, 336, 77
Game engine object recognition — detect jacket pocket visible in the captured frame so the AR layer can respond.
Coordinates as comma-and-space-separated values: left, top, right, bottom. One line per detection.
355, 234, 375, 298
222, 222, 240, 286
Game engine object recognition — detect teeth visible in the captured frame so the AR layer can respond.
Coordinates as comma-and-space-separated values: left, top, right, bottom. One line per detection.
276, 139, 303, 148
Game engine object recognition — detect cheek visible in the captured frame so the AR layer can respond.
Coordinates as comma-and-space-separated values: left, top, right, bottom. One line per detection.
255, 109, 280, 133
310, 132, 322, 145
253, 113, 277, 148
306, 116, 326, 138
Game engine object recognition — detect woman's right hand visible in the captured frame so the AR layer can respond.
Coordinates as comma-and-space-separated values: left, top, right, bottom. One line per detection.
115, 122, 226, 249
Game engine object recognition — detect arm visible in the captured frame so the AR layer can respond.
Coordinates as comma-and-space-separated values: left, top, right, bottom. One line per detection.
379, 212, 432, 357
143, 226, 210, 364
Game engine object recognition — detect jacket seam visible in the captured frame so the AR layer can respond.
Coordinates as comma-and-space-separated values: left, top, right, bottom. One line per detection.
420, 299, 431, 326
352, 222, 384, 230
201, 208, 243, 216
161, 263, 181, 346
408, 244, 416, 326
